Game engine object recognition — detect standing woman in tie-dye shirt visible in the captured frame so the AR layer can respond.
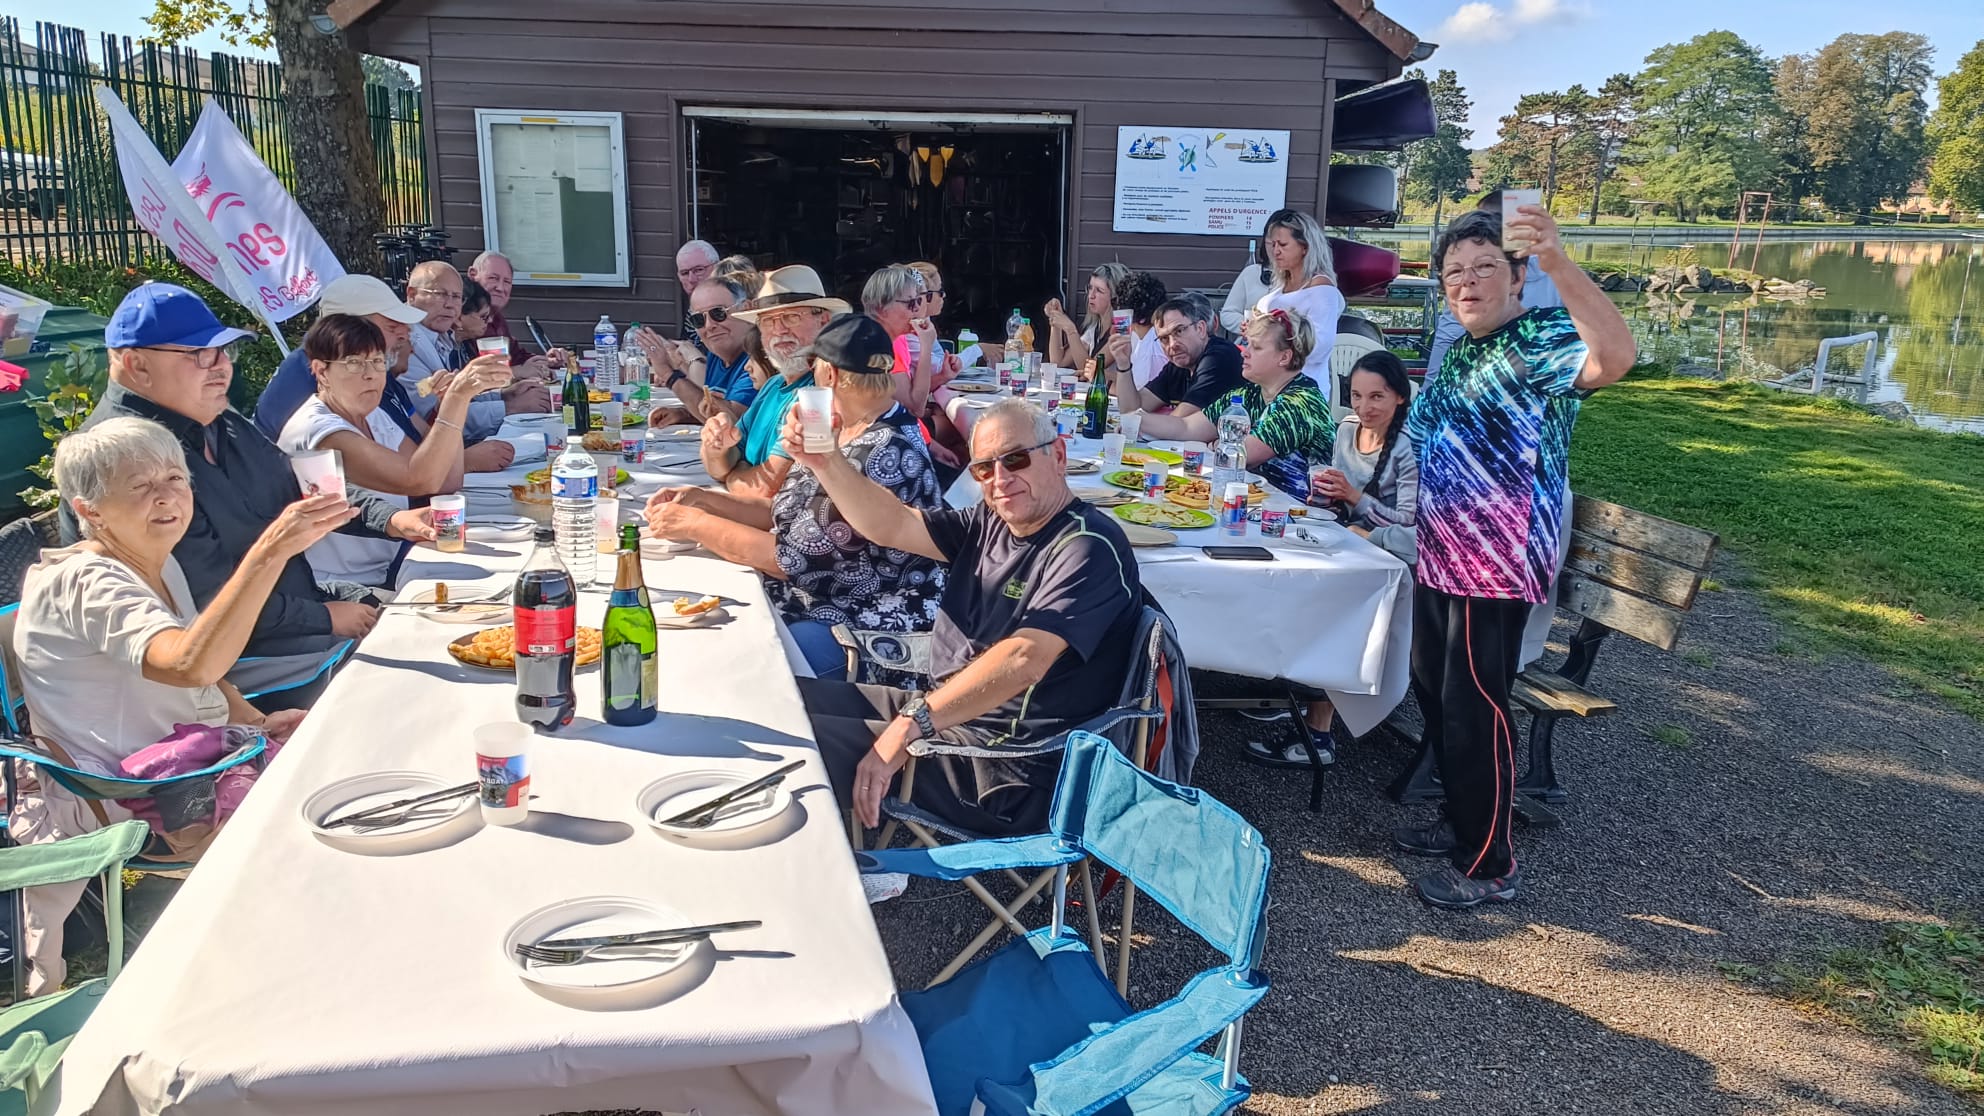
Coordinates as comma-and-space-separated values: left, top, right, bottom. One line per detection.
1396, 205, 1637, 911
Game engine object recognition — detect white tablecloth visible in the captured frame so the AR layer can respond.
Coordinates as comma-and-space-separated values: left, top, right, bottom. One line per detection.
52, 543, 937, 1116
943, 434, 1413, 734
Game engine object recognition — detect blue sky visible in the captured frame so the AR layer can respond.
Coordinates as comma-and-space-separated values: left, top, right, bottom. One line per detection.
1379, 0, 1976, 138
25, 0, 1984, 140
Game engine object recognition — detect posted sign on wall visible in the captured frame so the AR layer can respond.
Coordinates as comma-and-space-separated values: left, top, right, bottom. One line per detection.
1111, 127, 1291, 236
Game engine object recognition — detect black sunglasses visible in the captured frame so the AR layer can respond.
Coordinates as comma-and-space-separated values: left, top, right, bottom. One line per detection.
686, 306, 733, 330
966, 438, 1058, 482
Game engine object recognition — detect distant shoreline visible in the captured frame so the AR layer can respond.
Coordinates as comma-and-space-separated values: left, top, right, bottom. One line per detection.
1375, 223, 1983, 244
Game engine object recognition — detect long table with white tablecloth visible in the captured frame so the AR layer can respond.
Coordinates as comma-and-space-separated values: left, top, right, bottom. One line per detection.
51, 536, 936, 1115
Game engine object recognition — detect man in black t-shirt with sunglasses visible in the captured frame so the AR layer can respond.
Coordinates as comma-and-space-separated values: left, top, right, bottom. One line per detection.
786, 397, 1142, 837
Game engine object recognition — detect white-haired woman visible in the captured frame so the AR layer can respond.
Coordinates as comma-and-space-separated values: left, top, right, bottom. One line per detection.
1045, 262, 1130, 373
1252, 209, 1343, 387
9, 417, 352, 993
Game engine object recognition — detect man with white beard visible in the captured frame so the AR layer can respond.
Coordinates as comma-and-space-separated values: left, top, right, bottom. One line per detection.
696, 265, 849, 500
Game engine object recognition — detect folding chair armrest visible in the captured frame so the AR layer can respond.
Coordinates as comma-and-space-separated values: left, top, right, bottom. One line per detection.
0, 819, 150, 892
973, 965, 1270, 1116
857, 833, 1083, 881
903, 706, 1162, 761
0, 1031, 48, 1092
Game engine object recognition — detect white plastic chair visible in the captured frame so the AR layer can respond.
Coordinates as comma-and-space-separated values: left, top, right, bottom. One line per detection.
1326, 335, 1387, 423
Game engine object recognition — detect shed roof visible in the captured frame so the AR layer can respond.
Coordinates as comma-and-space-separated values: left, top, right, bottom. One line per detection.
327, 0, 1423, 61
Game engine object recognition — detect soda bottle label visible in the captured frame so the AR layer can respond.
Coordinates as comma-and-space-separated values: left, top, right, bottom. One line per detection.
552, 472, 597, 501
516, 605, 575, 655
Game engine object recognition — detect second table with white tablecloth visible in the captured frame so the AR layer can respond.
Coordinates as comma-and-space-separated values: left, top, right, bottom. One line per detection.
50, 540, 936, 1116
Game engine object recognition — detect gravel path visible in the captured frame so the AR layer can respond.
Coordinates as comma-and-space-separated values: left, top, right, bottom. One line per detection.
874, 563, 1984, 1114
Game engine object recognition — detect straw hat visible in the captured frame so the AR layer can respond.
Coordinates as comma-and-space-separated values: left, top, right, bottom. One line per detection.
730, 265, 851, 321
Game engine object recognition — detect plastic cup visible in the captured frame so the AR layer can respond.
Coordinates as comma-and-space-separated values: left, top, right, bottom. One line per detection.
1307, 464, 1336, 509
1059, 373, 1080, 402
431, 493, 466, 553
1101, 432, 1126, 469
997, 361, 1014, 388
545, 427, 567, 456
600, 400, 624, 432
1111, 309, 1133, 335
595, 494, 620, 556
474, 722, 532, 826
1023, 352, 1042, 378
547, 378, 564, 409
1259, 508, 1288, 538
620, 430, 645, 465
795, 386, 835, 452
1502, 188, 1543, 255
1181, 442, 1208, 474
1141, 460, 1169, 501
1010, 372, 1028, 398
1119, 411, 1144, 443
288, 448, 345, 501
476, 336, 510, 359
1220, 482, 1250, 537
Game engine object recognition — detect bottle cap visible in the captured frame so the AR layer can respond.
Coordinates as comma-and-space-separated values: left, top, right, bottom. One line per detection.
533, 525, 555, 543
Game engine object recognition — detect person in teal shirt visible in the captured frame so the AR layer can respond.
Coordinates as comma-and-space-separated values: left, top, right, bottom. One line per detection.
695, 265, 849, 499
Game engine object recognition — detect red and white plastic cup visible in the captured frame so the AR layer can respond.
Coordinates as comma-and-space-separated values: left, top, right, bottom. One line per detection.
474, 722, 532, 827
1220, 483, 1250, 537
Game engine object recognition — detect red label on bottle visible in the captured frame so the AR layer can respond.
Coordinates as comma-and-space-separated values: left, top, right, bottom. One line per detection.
514, 605, 575, 656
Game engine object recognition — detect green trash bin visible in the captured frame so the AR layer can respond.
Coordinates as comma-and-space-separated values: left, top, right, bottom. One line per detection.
0, 307, 110, 521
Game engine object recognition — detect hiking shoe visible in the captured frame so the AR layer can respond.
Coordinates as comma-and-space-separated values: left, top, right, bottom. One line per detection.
1237, 706, 1293, 723
1243, 732, 1334, 769
1391, 818, 1458, 857
1415, 863, 1520, 910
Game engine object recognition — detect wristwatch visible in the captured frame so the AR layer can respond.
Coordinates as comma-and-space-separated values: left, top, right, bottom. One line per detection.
899, 694, 937, 739
666, 369, 688, 388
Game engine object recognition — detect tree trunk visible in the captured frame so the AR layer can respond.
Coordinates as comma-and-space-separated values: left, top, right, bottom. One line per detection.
1588, 161, 1605, 225
269, 0, 384, 273
1431, 194, 1445, 235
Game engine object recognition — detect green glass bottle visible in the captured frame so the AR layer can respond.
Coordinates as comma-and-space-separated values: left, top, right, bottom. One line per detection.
601, 524, 657, 726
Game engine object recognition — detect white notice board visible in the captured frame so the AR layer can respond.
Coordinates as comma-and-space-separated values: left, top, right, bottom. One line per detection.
1111, 127, 1291, 237
475, 109, 630, 286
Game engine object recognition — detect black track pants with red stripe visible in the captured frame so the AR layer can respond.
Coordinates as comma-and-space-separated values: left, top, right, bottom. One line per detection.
1409, 585, 1529, 880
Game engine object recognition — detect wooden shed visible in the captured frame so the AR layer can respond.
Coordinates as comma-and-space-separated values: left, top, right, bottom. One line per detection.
332, 0, 1427, 342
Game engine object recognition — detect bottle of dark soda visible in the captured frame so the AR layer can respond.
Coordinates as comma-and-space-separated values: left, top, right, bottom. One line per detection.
515, 525, 578, 732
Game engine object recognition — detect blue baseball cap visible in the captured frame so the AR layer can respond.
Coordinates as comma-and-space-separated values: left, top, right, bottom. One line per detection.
104, 283, 257, 350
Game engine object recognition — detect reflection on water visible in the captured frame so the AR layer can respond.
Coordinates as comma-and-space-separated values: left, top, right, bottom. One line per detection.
1373, 235, 1984, 434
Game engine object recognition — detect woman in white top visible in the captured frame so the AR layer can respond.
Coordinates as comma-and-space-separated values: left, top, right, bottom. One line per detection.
11, 417, 352, 993
1219, 241, 1274, 335
1250, 209, 1344, 387
278, 314, 508, 586
1045, 262, 1130, 375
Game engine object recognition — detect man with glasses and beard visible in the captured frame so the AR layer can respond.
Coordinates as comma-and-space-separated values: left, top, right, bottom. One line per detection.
632, 277, 757, 428
699, 265, 850, 499
786, 397, 1143, 838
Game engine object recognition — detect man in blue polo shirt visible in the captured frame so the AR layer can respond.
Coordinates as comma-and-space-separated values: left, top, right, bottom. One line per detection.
695, 265, 847, 500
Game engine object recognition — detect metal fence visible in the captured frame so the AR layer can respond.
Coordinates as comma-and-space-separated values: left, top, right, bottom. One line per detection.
0, 17, 428, 267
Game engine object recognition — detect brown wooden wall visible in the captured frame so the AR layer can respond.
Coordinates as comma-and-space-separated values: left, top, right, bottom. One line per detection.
352, 0, 1401, 339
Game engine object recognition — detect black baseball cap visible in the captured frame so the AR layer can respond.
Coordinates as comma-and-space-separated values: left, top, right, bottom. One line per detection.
802, 314, 896, 376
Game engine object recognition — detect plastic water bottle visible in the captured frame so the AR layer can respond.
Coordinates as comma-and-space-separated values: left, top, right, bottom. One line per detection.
1212, 394, 1251, 492
551, 444, 598, 585
593, 315, 620, 391
1005, 308, 1025, 352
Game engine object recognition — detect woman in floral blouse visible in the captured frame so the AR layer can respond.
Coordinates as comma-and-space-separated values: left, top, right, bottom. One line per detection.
642, 315, 945, 679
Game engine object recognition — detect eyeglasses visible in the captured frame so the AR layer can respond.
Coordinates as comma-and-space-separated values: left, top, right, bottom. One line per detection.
686, 306, 733, 330
137, 341, 240, 369
966, 438, 1058, 482
409, 285, 463, 304
892, 295, 927, 311
1440, 261, 1510, 288
757, 308, 823, 333
330, 356, 389, 374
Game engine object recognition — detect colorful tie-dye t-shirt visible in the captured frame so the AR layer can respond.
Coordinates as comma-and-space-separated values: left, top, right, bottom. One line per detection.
1406, 307, 1589, 603
1218, 375, 1335, 501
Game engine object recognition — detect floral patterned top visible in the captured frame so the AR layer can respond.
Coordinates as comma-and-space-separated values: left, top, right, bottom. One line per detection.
768, 403, 946, 636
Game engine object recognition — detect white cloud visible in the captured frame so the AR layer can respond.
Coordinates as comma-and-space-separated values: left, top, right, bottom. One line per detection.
1439, 2, 1509, 41
1437, 0, 1585, 41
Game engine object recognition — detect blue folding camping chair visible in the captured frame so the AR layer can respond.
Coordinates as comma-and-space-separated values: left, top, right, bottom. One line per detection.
864, 729, 1271, 1116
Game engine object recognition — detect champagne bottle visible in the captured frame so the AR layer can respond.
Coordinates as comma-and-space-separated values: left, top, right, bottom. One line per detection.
1082, 350, 1111, 439
563, 354, 591, 437
601, 524, 657, 726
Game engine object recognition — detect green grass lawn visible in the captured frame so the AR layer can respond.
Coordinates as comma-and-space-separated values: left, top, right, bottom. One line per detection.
1571, 374, 1984, 718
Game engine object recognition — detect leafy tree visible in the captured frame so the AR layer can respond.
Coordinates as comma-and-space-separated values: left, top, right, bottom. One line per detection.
1928, 40, 1984, 213
147, 0, 384, 270
1484, 87, 1591, 209
1627, 31, 1777, 220
362, 54, 418, 92
1401, 69, 1474, 230
1765, 53, 1820, 203
1791, 32, 1933, 223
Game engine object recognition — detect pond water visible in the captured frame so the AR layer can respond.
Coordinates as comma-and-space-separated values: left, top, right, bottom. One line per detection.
1372, 234, 1984, 435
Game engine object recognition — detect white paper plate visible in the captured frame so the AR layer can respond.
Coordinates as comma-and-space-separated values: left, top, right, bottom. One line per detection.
302, 771, 477, 855
654, 604, 728, 629
640, 535, 700, 559
397, 583, 512, 625
505, 413, 565, 431
504, 895, 701, 993
638, 769, 797, 841
465, 516, 535, 543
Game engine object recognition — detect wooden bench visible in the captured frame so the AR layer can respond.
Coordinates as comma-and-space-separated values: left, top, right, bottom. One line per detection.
1387, 495, 1720, 826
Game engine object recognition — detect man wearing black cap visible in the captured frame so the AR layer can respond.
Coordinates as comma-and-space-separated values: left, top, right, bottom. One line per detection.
64, 283, 436, 707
